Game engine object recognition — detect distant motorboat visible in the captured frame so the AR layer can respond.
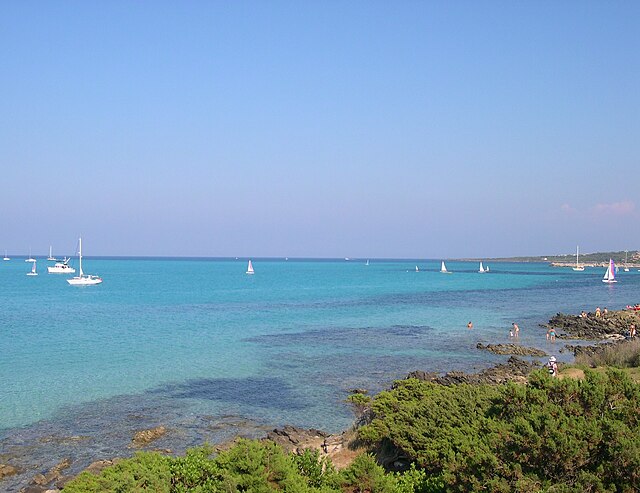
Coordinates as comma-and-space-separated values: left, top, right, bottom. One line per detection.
572, 245, 584, 271
602, 258, 617, 284
478, 261, 486, 273
47, 257, 76, 274
440, 261, 451, 274
67, 237, 102, 286
27, 260, 38, 276
246, 260, 255, 275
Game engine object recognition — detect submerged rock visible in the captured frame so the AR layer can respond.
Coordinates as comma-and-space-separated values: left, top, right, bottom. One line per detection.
476, 343, 547, 357
0, 463, 20, 479
130, 426, 167, 448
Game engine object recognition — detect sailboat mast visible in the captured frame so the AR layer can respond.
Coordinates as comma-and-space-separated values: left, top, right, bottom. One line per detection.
78, 237, 84, 276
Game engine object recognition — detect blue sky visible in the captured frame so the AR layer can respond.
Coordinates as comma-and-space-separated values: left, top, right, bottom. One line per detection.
1, 1, 638, 258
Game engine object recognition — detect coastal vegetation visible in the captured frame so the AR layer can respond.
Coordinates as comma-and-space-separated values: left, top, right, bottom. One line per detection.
479, 249, 640, 265
62, 367, 640, 492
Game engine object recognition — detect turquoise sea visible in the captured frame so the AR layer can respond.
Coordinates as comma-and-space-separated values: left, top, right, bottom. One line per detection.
1, 257, 639, 489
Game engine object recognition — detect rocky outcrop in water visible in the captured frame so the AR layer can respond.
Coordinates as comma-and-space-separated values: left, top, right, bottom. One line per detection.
544, 310, 639, 340
0, 463, 19, 480
130, 425, 167, 448
406, 356, 540, 386
476, 343, 547, 357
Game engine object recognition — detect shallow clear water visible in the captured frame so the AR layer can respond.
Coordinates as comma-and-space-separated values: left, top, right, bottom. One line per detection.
1, 258, 638, 489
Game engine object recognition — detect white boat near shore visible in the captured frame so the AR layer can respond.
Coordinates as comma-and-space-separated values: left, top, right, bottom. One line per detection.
572, 246, 584, 271
246, 260, 254, 275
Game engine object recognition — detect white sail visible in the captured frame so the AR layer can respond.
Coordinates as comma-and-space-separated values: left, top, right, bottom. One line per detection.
440, 261, 449, 273
478, 261, 485, 273
47, 245, 56, 261
67, 237, 102, 285
602, 258, 617, 283
27, 260, 38, 276
415, 265, 419, 272
246, 260, 254, 275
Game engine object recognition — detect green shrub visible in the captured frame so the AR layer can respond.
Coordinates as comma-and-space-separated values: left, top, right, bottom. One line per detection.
63, 451, 171, 493
358, 369, 640, 491
170, 445, 220, 492
340, 453, 397, 493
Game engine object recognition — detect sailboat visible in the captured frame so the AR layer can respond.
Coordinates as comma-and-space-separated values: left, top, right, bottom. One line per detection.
624, 251, 630, 272
25, 248, 36, 262
365, 259, 369, 266
47, 246, 57, 261
478, 261, 486, 273
440, 261, 451, 274
572, 246, 584, 271
602, 258, 617, 284
67, 238, 102, 285
415, 265, 419, 272
3, 250, 9, 261
27, 260, 38, 276
246, 260, 255, 275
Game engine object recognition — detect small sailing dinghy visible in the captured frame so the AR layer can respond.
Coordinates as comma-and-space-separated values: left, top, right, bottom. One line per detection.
415, 265, 419, 272
602, 258, 617, 284
624, 251, 630, 272
67, 237, 102, 285
3, 250, 9, 261
478, 261, 486, 273
246, 260, 255, 275
572, 246, 584, 271
27, 260, 38, 276
440, 261, 451, 273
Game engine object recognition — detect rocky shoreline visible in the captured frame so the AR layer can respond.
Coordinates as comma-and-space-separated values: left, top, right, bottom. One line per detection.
3, 309, 639, 492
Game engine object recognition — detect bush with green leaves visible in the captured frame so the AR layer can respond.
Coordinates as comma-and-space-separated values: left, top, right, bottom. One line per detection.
358, 369, 640, 492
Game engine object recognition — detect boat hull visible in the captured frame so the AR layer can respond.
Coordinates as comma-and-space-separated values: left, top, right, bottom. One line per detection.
67, 276, 102, 285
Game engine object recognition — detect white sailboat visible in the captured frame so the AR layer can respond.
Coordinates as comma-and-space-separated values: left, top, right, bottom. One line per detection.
47, 245, 57, 261
624, 250, 630, 272
25, 248, 36, 262
478, 261, 486, 273
67, 238, 102, 285
27, 260, 38, 276
572, 246, 584, 271
440, 261, 451, 273
246, 260, 255, 275
3, 250, 9, 261
602, 258, 617, 284
415, 265, 419, 272
365, 259, 369, 266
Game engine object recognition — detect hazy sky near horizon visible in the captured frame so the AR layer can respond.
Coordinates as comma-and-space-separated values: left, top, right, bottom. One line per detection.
1, 1, 638, 258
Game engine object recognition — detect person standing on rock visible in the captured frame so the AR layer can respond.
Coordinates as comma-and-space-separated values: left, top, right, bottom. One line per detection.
603, 307, 608, 318
595, 307, 601, 318
630, 324, 636, 338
